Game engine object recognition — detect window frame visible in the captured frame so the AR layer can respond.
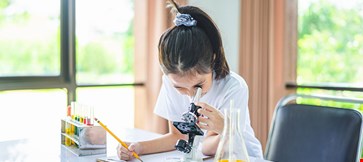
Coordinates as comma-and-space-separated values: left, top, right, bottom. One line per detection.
0, 0, 144, 104
286, 0, 363, 93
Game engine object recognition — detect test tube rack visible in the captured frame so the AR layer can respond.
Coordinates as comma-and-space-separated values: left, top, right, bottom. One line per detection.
61, 102, 107, 156
61, 118, 107, 156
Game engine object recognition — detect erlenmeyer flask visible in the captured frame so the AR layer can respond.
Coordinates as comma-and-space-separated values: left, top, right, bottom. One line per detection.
214, 101, 250, 162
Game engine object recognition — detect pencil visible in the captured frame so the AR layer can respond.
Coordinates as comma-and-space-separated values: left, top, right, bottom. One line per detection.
94, 118, 143, 162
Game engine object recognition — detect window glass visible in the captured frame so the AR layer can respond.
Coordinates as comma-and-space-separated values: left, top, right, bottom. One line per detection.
76, 87, 134, 130
75, 0, 134, 84
0, 0, 60, 76
298, 0, 363, 85
0, 89, 66, 142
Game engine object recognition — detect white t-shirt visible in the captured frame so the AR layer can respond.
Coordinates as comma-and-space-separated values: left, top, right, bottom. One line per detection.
153, 71, 263, 158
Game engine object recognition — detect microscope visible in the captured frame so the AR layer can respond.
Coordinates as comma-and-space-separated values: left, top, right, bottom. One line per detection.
173, 87, 204, 155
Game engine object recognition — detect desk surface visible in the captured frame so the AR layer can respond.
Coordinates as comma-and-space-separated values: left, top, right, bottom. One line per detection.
0, 128, 270, 162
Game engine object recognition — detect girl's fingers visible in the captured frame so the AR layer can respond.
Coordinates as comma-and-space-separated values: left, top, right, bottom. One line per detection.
120, 152, 132, 160
119, 148, 134, 160
195, 102, 214, 111
196, 102, 220, 120
198, 116, 210, 125
196, 102, 219, 113
121, 148, 130, 155
117, 143, 135, 160
198, 108, 214, 119
197, 115, 213, 130
197, 122, 209, 130
195, 102, 225, 134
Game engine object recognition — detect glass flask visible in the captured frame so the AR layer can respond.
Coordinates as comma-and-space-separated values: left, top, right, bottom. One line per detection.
214, 102, 250, 162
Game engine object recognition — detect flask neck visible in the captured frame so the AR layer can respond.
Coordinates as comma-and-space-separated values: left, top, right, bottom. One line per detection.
223, 109, 242, 135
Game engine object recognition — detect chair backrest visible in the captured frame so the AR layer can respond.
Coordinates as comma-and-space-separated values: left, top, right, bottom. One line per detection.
265, 94, 363, 162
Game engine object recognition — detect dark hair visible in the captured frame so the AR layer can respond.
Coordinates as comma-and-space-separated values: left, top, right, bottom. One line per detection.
158, 3, 229, 80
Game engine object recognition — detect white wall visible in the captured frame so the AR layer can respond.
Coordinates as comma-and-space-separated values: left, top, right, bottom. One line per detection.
188, 0, 241, 72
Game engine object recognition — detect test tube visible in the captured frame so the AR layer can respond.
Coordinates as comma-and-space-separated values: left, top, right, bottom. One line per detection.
65, 137, 71, 146
74, 102, 79, 122
65, 122, 70, 134
70, 104, 75, 134
67, 105, 71, 118
65, 121, 71, 146
80, 104, 84, 124
83, 104, 88, 125
90, 106, 94, 126
71, 102, 76, 120
85, 105, 89, 125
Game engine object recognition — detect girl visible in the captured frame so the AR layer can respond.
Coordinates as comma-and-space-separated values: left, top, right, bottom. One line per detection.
117, 1, 263, 160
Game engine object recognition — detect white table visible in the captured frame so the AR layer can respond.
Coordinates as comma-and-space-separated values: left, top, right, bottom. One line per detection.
0, 128, 270, 162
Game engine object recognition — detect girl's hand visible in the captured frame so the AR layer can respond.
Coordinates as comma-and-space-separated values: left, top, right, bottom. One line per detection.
116, 142, 142, 161
195, 102, 224, 134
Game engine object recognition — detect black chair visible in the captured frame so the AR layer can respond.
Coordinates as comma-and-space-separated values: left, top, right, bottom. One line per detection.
265, 94, 363, 162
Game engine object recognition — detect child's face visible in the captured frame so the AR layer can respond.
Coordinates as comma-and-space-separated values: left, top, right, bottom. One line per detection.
167, 72, 213, 98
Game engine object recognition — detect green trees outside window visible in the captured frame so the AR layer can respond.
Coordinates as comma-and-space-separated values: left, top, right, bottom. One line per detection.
298, 0, 363, 84
0, 0, 136, 143
0, 0, 60, 76
297, 0, 363, 111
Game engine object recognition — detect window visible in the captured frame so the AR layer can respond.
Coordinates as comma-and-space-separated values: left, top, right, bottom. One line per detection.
76, 87, 134, 129
0, 0, 60, 76
0, 0, 139, 143
0, 90, 66, 141
74, 0, 136, 129
75, 0, 134, 84
296, 0, 363, 110
298, 0, 363, 85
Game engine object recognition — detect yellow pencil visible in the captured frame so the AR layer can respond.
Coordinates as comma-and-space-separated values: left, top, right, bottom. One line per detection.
94, 118, 143, 162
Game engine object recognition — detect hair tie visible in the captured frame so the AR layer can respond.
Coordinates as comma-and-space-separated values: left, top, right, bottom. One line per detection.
173, 13, 197, 27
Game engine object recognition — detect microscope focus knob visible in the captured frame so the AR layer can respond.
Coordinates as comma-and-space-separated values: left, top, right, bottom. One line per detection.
175, 139, 191, 153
